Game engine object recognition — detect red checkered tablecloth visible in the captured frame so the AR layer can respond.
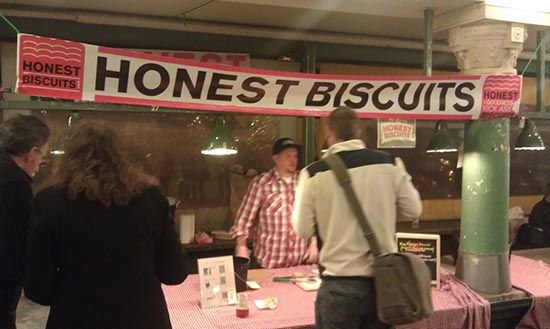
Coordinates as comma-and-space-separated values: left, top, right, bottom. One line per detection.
397, 269, 490, 329
163, 267, 490, 329
511, 255, 550, 329
163, 266, 316, 329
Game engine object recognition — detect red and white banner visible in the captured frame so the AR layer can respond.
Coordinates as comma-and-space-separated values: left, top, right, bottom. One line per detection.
16, 34, 522, 120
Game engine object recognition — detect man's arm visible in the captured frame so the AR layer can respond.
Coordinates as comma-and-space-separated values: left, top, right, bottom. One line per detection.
292, 169, 316, 238
394, 157, 422, 219
230, 176, 262, 258
234, 236, 249, 258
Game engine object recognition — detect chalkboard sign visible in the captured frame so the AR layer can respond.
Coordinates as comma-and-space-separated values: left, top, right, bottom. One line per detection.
395, 233, 441, 287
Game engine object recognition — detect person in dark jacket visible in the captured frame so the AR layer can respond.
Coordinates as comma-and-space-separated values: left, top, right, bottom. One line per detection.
0, 115, 50, 329
24, 123, 188, 329
528, 183, 550, 244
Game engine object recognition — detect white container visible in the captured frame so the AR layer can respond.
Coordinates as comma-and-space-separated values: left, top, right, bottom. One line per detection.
179, 213, 195, 244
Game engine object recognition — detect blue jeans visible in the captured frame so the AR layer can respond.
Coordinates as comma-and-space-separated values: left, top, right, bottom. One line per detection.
315, 277, 393, 329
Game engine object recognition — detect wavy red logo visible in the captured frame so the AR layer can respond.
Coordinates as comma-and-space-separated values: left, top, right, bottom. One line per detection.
18, 34, 85, 99
480, 75, 521, 119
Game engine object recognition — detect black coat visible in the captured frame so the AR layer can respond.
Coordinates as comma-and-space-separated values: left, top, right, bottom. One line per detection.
529, 197, 550, 242
0, 152, 33, 325
0, 152, 32, 284
25, 186, 188, 329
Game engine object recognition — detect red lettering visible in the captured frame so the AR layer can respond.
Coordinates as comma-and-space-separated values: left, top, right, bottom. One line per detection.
226, 54, 248, 67
173, 52, 195, 60
201, 53, 222, 63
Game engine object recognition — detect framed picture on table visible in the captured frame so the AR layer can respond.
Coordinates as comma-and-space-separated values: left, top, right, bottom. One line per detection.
395, 232, 441, 288
197, 256, 237, 309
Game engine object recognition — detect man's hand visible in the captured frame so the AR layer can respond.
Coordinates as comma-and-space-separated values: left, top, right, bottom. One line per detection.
302, 238, 318, 264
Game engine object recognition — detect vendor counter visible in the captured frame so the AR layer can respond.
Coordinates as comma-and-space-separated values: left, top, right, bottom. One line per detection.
163, 264, 493, 329
182, 220, 461, 274
167, 247, 550, 329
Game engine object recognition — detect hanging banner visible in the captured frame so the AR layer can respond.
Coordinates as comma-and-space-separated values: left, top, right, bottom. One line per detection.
15, 34, 522, 120
377, 119, 416, 148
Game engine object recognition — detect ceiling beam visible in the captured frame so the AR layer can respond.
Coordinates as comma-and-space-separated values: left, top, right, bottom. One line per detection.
434, 3, 486, 32
1, 4, 549, 62
435, 3, 550, 32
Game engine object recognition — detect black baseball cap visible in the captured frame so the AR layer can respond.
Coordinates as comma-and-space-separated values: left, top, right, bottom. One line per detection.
272, 137, 301, 155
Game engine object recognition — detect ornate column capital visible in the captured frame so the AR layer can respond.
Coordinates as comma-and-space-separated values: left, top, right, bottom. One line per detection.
448, 23, 526, 74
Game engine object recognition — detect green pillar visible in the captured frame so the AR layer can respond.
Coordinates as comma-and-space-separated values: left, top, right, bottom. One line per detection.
423, 9, 434, 77
303, 42, 316, 165
456, 119, 511, 293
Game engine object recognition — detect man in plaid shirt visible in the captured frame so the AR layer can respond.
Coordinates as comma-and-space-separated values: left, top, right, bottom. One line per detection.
230, 138, 317, 268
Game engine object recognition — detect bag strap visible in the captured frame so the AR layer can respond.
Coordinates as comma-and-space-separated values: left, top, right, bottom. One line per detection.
322, 154, 382, 257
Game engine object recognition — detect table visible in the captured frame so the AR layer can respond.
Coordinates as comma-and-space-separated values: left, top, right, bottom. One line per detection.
511, 248, 550, 329
163, 265, 490, 329
397, 269, 490, 329
163, 266, 316, 329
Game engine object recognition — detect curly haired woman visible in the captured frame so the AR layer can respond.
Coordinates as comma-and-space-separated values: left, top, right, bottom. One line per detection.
25, 123, 188, 329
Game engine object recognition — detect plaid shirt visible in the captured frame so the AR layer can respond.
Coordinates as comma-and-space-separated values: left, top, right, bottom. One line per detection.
230, 168, 309, 268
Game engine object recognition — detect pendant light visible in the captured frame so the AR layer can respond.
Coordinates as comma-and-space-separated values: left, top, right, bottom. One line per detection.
201, 117, 238, 156
50, 135, 65, 155
515, 118, 546, 151
49, 112, 81, 156
426, 121, 458, 153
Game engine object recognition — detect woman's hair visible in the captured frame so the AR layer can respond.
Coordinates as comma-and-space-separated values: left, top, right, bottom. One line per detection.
51, 123, 157, 207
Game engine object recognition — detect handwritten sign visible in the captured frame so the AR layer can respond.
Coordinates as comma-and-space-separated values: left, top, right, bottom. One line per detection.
396, 233, 441, 287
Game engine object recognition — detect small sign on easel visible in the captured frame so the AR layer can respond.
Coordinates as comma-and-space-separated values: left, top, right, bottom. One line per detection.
197, 256, 237, 309
395, 233, 441, 288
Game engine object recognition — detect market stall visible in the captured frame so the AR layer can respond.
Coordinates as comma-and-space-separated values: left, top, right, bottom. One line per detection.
9, 32, 549, 329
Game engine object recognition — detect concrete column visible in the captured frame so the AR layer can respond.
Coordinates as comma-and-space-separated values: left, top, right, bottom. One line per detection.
448, 23, 526, 294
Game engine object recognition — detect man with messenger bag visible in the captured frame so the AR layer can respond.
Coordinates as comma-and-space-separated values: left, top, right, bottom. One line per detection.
292, 106, 433, 328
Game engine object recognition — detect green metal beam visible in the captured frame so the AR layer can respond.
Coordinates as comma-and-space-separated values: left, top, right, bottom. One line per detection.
303, 42, 316, 165
423, 9, 434, 77
0, 100, 202, 114
537, 30, 547, 113
520, 110, 550, 119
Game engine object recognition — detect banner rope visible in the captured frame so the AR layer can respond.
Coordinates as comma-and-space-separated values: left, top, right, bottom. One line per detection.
0, 11, 20, 35
521, 30, 548, 76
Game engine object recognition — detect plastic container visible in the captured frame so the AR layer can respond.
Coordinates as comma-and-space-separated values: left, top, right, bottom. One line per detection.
236, 293, 249, 318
